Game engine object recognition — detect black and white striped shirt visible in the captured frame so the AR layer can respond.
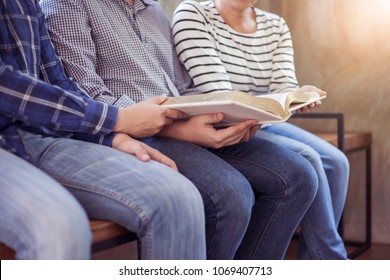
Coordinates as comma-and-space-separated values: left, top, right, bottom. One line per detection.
172, 0, 299, 96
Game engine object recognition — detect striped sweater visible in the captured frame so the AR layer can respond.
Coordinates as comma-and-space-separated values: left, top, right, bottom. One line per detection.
172, 0, 299, 96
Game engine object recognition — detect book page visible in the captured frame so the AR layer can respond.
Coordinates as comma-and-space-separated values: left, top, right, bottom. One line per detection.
254, 92, 290, 106
254, 92, 324, 112
288, 95, 326, 111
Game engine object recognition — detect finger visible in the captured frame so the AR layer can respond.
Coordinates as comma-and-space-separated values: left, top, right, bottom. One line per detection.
164, 118, 174, 125
227, 119, 257, 134
216, 121, 255, 145
116, 139, 152, 161
143, 145, 179, 171
242, 124, 260, 142
165, 108, 187, 119
159, 157, 178, 171
240, 129, 251, 143
192, 112, 224, 125
218, 121, 256, 144
249, 124, 261, 138
141, 95, 168, 105
130, 143, 151, 162
232, 127, 253, 144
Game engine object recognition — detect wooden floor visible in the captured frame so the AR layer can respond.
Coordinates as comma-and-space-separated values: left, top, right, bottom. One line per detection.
3, 239, 389, 260
285, 239, 390, 260
92, 240, 390, 260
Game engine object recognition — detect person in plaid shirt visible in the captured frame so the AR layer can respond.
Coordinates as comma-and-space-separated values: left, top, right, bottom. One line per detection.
0, 0, 208, 260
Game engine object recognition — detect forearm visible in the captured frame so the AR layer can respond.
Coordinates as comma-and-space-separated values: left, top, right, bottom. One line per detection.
67, 76, 135, 107
0, 63, 118, 135
157, 122, 189, 142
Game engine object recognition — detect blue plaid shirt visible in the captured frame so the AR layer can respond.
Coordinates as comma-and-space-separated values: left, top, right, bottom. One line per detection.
0, 0, 119, 159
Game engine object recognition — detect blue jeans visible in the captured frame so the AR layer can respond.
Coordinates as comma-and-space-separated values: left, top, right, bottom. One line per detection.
0, 148, 91, 259
12, 130, 206, 260
143, 136, 318, 260
142, 137, 255, 259
260, 122, 350, 259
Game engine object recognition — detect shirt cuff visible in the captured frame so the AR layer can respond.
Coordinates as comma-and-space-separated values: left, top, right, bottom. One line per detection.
82, 99, 119, 135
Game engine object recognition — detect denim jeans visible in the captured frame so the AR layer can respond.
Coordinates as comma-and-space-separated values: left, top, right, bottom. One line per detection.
142, 137, 255, 259
260, 122, 350, 259
15, 130, 206, 260
143, 136, 318, 260
0, 148, 91, 259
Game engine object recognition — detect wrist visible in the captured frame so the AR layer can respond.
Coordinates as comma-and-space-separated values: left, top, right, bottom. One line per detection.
159, 121, 188, 141
112, 133, 128, 149
113, 107, 125, 132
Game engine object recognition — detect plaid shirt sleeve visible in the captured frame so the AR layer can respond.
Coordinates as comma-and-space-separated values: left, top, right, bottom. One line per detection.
0, 59, 118, 138
1, 1, 119, 147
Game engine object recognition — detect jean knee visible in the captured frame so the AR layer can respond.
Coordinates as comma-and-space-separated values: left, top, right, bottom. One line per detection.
301, 166, 318, 203
217, 175, 254, 226
147, 176, 205, 229
40, 204, 91, 259
13, 201, 91, 259
330, 148, 350, 175
299, 145, 322, 166
287, 160, 319, 206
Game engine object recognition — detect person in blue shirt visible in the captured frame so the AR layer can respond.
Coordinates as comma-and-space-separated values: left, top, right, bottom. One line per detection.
0, 0, 207, 259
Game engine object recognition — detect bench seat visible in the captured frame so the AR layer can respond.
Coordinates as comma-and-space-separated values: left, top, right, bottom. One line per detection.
0, 219, 137, 260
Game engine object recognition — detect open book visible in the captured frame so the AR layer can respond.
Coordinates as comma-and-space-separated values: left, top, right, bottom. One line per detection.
162, 91, 326, 126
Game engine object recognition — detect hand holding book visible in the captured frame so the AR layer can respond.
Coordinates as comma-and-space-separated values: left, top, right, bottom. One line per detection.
293, 85, 327, 114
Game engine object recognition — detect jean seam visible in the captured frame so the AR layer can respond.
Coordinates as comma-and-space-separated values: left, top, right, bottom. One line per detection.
52, 176, 154, 259
201, 184, 220, 258
215, 153, 289, 259
215, 153, 290, 189
300, 215, 324, 259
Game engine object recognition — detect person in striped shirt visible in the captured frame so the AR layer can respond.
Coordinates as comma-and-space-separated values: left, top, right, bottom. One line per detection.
0, 0, 208, 260
172, 0, 349, 259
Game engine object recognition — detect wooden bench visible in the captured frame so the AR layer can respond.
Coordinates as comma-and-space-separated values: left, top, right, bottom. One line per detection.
0, 219, 137, 260
0, 113, 372, 260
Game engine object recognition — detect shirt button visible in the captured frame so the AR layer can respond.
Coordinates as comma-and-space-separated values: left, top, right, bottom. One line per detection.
4, 47, 12, 53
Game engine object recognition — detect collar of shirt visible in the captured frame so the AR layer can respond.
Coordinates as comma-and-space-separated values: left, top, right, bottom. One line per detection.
140, 0, 155, 6
127, 0, 155, 12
